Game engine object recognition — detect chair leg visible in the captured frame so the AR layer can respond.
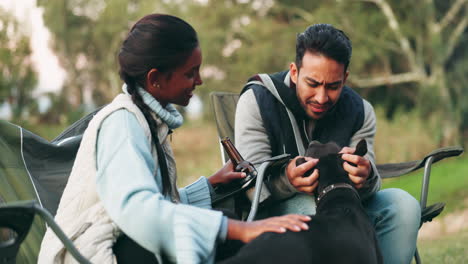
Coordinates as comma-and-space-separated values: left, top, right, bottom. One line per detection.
414, 247, 421, 264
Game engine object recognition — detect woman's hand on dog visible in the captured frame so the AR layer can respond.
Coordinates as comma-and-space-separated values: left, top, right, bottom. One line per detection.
227, 214, 311, 243
340, 147, 371, 189
208, 160, 246, 187
286, 157, 319, 195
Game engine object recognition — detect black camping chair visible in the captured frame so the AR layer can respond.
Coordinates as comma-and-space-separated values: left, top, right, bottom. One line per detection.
209, 91, 464, 264
0, 200, 90, 264
0, 108, 101, 263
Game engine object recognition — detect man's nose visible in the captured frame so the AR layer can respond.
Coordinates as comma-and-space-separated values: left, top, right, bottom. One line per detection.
314, 87, 328, 104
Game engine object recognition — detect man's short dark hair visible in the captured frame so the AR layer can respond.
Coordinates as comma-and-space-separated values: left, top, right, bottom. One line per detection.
295, 24, 352, 71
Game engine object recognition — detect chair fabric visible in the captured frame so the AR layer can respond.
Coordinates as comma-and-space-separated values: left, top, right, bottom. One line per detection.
0, 107, 100, 263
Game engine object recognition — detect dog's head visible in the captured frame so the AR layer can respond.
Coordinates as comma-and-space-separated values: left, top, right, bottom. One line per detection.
296, 139, 367, 198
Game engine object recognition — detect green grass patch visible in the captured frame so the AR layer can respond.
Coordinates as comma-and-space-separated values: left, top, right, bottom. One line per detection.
171, 120, 223, 187
415, 229, 468, 264
382, 154, 468, 215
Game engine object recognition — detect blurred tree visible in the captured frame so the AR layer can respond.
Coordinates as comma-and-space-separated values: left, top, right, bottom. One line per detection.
37, 0, 172, 107
338, 0, 468, 146
0, 7, 38, 120
247, 0, 467, 146
37, 0, 467, 145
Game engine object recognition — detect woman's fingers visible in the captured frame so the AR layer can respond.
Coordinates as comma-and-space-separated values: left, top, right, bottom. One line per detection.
263, 215, 311, 233
224, 171, 247, 181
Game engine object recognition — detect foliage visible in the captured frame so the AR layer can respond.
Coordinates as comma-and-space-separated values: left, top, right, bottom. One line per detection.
191, 0, 468, 146
37, 0, 175, 107
0, 7, 38, 119
333, 0, 468, 146
34, 0, 468, 146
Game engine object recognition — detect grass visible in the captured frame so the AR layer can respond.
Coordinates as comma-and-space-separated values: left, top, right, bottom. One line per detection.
170, 120, 223, 187
381, 154, 468, 215
415, 229, 468, 264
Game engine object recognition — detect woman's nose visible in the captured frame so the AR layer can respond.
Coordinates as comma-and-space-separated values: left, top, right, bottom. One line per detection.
195, 72, 203, 86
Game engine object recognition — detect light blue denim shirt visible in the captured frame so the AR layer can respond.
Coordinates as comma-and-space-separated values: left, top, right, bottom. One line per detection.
96, 87, 228, 263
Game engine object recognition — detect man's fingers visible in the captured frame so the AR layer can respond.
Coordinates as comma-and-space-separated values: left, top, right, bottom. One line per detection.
295, 158, 319, 175
339, 147, 355, 155
343, 155, 370, 178
297, 180, 318, 194
292, 169, 318, 187
342, 153, 366, 165
343, 161, 360, 175
349, 175, 366, 186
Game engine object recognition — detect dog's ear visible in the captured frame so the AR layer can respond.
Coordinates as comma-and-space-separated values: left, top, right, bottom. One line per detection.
354, 139, 367, 157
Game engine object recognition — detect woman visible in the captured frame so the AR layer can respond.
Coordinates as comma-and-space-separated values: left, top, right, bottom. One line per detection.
38, 14, 310, 264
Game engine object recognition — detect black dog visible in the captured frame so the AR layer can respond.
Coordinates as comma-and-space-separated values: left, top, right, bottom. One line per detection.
221, 139, 382, 264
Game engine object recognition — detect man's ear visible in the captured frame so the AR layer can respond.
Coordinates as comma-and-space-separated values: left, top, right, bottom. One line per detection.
354, 139, 367, 157
343, 70, 349, 85
290, 62, 298, 85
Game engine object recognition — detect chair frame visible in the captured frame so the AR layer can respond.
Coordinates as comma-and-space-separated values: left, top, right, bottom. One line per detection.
0, 200, 91, 264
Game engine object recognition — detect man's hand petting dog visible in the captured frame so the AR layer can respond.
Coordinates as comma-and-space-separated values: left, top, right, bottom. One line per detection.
339, 147, 371, 189
286, 157, 319, 195
286, 146, 372, 193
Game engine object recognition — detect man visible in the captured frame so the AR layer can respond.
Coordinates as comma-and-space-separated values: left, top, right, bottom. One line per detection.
235, 24, 421, 264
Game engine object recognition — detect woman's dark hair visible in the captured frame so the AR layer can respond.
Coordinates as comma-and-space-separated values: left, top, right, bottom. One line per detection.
118, 14, 199, 198
295, 24, 352, 71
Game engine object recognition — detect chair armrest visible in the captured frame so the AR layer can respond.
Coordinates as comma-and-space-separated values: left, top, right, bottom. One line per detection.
377, 146, 463, 213
377, 146, 464, 179
0, 201, 91, 264
246, 154, 291, 222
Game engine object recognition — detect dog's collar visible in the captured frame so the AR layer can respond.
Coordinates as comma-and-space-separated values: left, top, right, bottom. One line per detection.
316, 183, 359, 203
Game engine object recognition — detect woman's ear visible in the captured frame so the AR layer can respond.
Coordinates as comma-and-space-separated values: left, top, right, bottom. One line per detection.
146, 68, 161, 95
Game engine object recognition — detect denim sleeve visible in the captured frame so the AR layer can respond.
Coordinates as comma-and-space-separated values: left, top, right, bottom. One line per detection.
96, 109, 224, 263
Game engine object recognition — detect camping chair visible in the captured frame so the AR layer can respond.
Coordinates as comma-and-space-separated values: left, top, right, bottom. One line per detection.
0, 200, 90, 264
210, 91, 464, 264
0, 108, 100, 263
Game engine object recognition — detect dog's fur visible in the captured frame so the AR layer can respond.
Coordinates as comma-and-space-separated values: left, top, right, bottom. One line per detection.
221, 139, 382, 264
